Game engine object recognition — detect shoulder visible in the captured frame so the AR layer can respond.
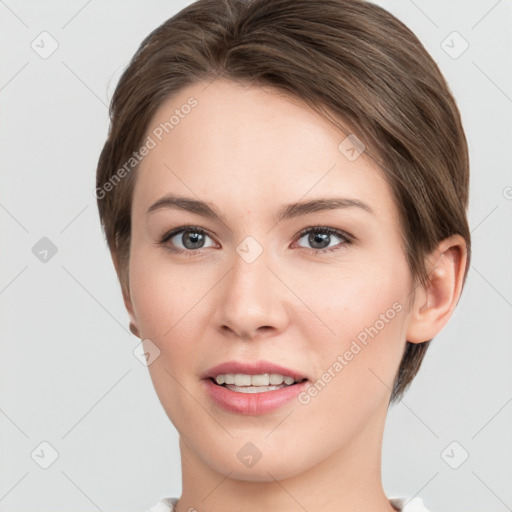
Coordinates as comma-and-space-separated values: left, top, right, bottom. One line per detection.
389, 496, 432, 511
144, 497, 179, 512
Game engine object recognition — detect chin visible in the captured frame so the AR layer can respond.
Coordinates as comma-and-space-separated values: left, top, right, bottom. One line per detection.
204, 446, 311, 482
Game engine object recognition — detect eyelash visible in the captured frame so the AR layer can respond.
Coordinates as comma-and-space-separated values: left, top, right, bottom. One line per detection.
157, 225, 354, 257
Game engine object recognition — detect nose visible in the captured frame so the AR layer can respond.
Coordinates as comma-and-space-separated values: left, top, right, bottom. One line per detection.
213, 244, 289, 341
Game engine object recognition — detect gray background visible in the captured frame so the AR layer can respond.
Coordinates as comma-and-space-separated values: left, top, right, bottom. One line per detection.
0, 1, 511, 511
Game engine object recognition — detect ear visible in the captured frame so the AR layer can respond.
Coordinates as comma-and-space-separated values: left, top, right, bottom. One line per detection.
111, 251, 140, 338
123, 287, 140, 338
406, 234, 468, 344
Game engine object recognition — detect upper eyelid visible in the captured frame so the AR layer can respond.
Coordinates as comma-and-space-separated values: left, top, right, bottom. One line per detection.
296, 226, 352, 241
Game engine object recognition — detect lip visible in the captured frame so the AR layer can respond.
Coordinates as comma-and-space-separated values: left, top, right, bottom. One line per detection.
201, 360, 309, 415
202, 378, 309, 415
202, 360, 308, 381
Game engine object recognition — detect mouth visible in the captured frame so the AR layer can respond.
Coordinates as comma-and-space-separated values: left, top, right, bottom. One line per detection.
203, 374, 310, 415
201, 361, 310, 413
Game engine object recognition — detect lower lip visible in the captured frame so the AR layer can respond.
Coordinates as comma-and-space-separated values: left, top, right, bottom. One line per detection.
202, 378, 308, 415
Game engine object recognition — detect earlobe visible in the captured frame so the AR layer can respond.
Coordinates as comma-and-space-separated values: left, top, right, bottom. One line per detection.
129, 320, 140, 337
123, 287, 140, 338
406, 235, 467, 344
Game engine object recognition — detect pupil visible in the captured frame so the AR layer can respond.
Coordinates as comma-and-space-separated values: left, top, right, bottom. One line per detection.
184, 231, 204, 249
310, 232, 329, 249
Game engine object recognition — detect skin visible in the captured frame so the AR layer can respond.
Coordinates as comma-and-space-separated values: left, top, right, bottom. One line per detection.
119, 79, 467, 512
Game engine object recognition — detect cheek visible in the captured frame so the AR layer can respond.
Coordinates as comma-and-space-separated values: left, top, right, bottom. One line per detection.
128, 244, 202, 340
304, 255, 409, 336
300, 257, 409, 392
128, 249, 201, 420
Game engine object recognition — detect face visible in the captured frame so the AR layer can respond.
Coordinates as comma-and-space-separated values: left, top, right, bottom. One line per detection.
126, 79, 415, 481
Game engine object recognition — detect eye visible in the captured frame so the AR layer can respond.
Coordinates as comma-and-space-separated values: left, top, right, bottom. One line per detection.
158, 226, 216, 256
158, 225, 353, 256
294, 226, 352, 253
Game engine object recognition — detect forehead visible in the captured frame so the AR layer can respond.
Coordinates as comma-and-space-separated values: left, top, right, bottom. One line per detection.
132, 79, 398, 226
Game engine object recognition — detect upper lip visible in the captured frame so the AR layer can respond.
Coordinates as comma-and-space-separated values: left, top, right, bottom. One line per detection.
202, 361, 308, 381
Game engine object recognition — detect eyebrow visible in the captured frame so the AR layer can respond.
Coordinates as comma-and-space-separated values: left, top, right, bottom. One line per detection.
146, 194, 375, 223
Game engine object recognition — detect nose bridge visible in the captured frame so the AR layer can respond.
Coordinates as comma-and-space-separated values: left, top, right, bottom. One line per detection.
229, 235, 272, 308
215, 234, 285, 337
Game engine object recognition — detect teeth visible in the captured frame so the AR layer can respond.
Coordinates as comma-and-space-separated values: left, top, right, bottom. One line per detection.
235, 374, 252, 386
214, 373, 299, 386
224, 384, 287, 393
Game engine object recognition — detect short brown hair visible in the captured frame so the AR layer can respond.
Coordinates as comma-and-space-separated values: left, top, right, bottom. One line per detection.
96, 0, 471, 403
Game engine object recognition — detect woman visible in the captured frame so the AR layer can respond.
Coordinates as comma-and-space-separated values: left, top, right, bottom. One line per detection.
95, 0, 471, 510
